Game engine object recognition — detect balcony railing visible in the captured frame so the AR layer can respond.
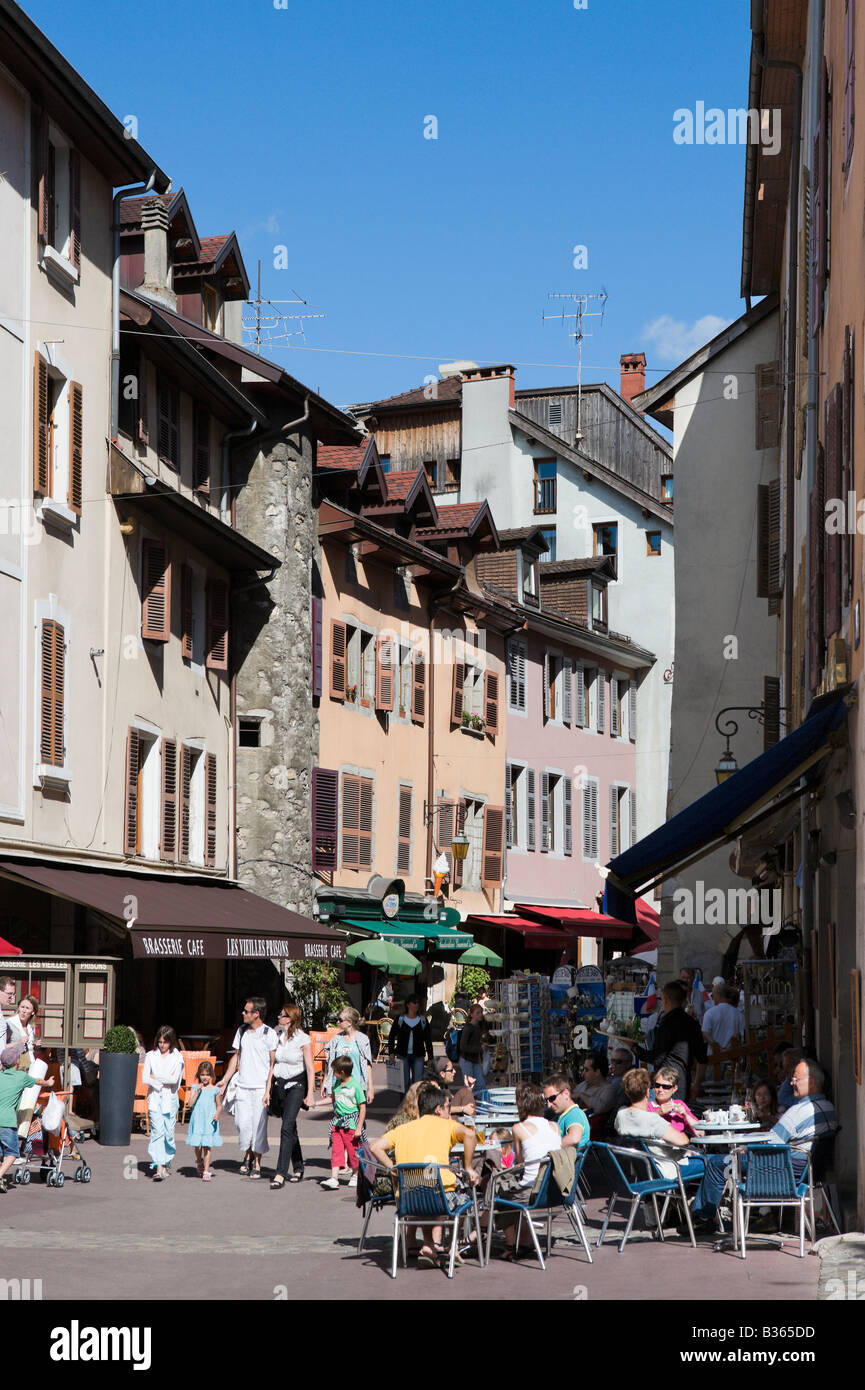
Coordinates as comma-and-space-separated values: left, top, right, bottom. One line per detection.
534, 477, 556, 514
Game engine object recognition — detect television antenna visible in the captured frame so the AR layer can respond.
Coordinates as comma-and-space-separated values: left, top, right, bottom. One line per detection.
243, 259, 326, 355
542, 289, 608, 443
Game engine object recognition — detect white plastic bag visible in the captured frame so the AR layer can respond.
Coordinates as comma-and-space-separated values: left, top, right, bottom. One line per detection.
42, 1091, 66, 1135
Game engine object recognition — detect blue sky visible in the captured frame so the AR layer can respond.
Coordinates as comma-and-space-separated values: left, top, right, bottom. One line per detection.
29, 0, 752, 412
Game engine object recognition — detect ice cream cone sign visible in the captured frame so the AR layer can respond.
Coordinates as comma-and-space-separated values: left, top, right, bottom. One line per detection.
434, 871, 447, 895
433, 851, 450, 897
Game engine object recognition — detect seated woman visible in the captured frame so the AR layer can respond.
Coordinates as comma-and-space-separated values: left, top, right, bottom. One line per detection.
494, 1081, 561, 1260
614, 1067, 702, 1181
648, 1063, 703, 1137
750, 1078, 779, 1130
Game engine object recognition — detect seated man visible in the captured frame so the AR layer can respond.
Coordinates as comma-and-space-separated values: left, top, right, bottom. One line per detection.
607, 1048, 633, 1101
369, 1084, 479, 1267
702, 985, 745, 1054
571, 1053, 618, 1117
689, 1057, 837, 1233
542, 1073, 590, 1149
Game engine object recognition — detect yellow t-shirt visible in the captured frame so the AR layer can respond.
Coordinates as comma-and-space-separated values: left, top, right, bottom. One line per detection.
382, 1115, 463, 1189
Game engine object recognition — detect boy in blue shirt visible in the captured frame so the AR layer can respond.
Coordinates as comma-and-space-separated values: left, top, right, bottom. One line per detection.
542, 1073, 589, 1148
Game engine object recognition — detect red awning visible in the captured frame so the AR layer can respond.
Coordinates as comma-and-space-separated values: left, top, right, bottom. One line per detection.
626, 899, 659, 955
465, 915, 571, 951
515, 905, 634, 940
0, 936, 22, 956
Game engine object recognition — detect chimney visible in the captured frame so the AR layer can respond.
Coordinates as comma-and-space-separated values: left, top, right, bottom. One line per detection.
137, 199, 176, 310
620, 352, 646, 411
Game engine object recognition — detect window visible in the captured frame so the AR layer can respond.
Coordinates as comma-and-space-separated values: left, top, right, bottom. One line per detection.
312, 767, 339, 870
463, 661, 484, 717
393, 568, 412, 609
193, 406, 210, 492
609, 676, 632, 738
38, 119, 81, 280
205, 578, 229, 670
360, 630, 376, 705
461, 797, 486, 892
522, 553, 539, 602
124, 727, 162, 860
609, 784, 628, 856
548, 401, 563, 427
581, 776, 599, 861
506, 639, 527, 713
646, 531, 661, 556
423, 459, 438, 490
540, 772, 570, 855
157, 378, 180, 470
345, 548, 359, 585
544, 651, 571, 722
396, 784, 413, 874
755, 363, 781, 450
238, 717, 262, 748
661, 475, 674, 502
38, 617, 66, 775
540, 527, 556, 562
32, 352, 82, 521
179, 744, 208, 867
379, 454, 391, 472
506, 763, 523, 850
451, 647, 498, 732
341, 772, 374, 870
534, 459, 557, 514
590, 583, 607, 631
592, 522, 618, 558
444, 458, 461, 493
202, 284, 222, 334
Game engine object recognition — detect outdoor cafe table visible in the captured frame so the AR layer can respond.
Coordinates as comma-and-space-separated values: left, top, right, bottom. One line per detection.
689, 1132, 775, 1251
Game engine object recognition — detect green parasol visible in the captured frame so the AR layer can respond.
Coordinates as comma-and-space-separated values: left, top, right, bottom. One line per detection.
345, 938, 421, 974
457, 944, 503, 968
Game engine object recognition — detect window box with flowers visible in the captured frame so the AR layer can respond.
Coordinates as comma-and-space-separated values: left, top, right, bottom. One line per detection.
346, 684, 358, 704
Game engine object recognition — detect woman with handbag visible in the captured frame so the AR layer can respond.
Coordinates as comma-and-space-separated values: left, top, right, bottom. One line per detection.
265, 1006, 315, 1189
387, 996, 435, 1092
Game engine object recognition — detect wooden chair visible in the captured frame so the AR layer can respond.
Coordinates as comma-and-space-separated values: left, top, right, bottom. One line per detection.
706, 1025, 794, 1084
132, 1062, 150, 1134
179, 1052, 216, 1123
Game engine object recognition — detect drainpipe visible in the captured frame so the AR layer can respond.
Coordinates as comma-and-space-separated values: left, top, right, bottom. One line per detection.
426, 611, 437, 882
220, 417, 258, 525
111, 173, 157, 440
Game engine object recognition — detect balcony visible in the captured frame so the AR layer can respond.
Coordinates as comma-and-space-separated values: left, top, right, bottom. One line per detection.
533, 477, 556, 514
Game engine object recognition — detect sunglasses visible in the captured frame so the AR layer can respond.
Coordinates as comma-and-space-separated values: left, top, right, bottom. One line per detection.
543, 1091, 563, 1103
653, 1082, 675, 1091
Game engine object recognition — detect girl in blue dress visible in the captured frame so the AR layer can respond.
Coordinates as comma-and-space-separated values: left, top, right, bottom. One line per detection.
186, 1060, 223, 1180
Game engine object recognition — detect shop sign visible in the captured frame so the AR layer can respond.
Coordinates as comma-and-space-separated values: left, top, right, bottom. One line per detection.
131, 931, 345, 961
574, 964, 604, 982
382, 893, 400, 920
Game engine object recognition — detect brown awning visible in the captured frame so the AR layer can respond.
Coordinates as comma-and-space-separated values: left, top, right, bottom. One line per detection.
0, 859, 345, 963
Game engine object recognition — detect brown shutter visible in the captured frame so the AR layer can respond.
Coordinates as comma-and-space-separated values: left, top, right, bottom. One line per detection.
451, 661, 465, 727
376, 633, 394, 712
136, 354, 149, 448
411, 649, 426, 724
193, 405, 210, 492
180, 745, 192, 862
160, 738, 177, 861
756, 485, 770, 597
824, 384, 842, 639
437, 798, 455, 880
396, 784, 412, 873
812, 60, 829, 333
311, 597, 323, 699
763, 676, 782, 750
312, 767, 338, 870
481, 805, 505, 889
158, 380, 178, 468
330, 620, 347, 699
845, 0, 856, 173
141, 540, 171, 642
181, 565, 194, 659
33, 352, 50, 495
37, 113, 51, 243
454, 799, 466, 887
68, 381, 83, 514
68, 148, 81, 273
767, 478, 782, 615
341, 773, 361, 869
484, 670, 499, 737
40, 619, 64, 766
358, 777, 373, 869
124, 728, 140, 855
206, 578, 229, 669
205, 752, 217, 867
755, 362, 781, 450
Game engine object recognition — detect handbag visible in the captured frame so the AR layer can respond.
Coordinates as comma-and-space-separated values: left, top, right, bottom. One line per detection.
268, 1078, 285, 1118
222, 1025, 246, 1117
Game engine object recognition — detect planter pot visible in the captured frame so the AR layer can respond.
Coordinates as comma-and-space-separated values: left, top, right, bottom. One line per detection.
98, 1052, 139, 1146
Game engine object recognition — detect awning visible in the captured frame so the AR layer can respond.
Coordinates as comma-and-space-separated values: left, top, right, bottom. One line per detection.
516, 905, 634, 940
605, 687, 851, 924
0, 936, 22, 956
466, 915, 572, 951
0, 859, 345, 962
343, 918, 473, 951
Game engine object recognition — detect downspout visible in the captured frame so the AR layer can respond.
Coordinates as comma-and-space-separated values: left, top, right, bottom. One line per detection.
111, 173, 157, 440
220, 417, 258, 525
426, 610, 436, 883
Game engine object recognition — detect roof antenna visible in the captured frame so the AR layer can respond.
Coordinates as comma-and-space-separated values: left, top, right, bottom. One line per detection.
243, 258, 326, 356
542, 289, 608, 444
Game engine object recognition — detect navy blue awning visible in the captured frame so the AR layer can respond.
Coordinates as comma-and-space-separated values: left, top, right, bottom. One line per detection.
605, 688, 850, 924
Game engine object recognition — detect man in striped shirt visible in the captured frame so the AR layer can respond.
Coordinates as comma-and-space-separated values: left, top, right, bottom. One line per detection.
688, 1058, 837, 1231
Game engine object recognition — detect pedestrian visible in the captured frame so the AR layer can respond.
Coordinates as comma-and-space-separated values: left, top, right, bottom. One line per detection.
0, 1044, 54, 1192
458, 1004, 489, 1088
142, 1026, 184, 1181
267, 1004, 315, 1189
218, 998, 277, 1179
185, 1059, 223, 1181
0, 978, 16, 1048
322, 1007, 374, 1106
6, 995, 38, 1062
387, 996, 434, 1092
320, 1056, 366, 1191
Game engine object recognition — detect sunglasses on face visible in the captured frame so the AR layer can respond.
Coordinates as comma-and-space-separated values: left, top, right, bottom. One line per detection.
544, 1091, 563, 1103
653, 1082, 675, 1091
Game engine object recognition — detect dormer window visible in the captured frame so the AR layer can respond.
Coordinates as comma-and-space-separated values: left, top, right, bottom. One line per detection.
522, 552, 539, 602
591, 582, 607, 631
203, 283, 222, 333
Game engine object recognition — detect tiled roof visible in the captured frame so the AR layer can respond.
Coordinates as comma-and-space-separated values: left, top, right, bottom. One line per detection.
382, 468, 423, 501
415, 501, 487, 536
540, 556, 612, 576
119, 191, 176, 225
197, 235, 229, 263
318, 442, 368, 473
363, 375, 464, 411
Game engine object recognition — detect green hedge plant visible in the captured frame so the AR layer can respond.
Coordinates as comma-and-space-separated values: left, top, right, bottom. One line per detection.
102, 1025, 139, 1053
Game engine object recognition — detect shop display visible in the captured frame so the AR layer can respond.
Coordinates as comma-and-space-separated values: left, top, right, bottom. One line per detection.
490, 974, 551, 1082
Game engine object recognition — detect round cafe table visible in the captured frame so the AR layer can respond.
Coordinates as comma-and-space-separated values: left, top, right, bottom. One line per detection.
689, 1132, 775, 1250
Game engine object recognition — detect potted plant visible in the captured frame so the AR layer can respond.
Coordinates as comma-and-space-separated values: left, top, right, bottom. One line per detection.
461, 711, 472, 727
398, 705, 406, 718
98, 1024, 140, 1147
471, 714, 485, 732
346, 684, 358, 703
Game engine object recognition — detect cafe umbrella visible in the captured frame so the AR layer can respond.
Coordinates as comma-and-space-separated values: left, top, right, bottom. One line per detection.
457, 944, 503, 968
345, 938, 422, 975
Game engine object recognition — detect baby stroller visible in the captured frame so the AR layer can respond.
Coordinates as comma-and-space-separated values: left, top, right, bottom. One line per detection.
32, 1088, 91, 1188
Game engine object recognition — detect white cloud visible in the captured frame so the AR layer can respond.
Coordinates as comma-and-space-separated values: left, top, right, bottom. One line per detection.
643, 313, 730, 364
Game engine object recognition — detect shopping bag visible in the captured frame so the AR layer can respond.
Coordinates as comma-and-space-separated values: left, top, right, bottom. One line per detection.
42, 1091, 66, 1135
222, 1073, 239, 1117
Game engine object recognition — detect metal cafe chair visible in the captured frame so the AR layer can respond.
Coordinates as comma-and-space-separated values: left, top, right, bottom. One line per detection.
591, 1142, 697, 1252
391, 1163, 485, 1280
484, 1154, 592, 1268
806, 1132, 841, 1241
735, 1143, 809, 1259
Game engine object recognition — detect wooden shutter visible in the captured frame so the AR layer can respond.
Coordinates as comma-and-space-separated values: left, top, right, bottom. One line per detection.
574, 665, 586, 727
193, 405, 210, 492
136, 354, 149, 448
505, 765, 513, 849
68, 381, 83, 514
37, 112, 50, 242
180, 744, 192, 862
610, 785, 620, 857
358, 778, 373, 870
376, 633, 394, 712
160, 737, 177, 862
481, 805, 505, 888
124, 728, 140, 856
311, 598, 323, 699
809, 443, 825, 689
526, 769, 537, 852
141, 540, 171, 642
597, 673, 605, 733
767, 478, 782, 615
757, 485, 770, 597
843, 328, 855, 604
158, 380, 178, 468
824, 384, 843, 639
507, 640, 522, 710
755, 362, 781, 449
396, 784, 412, 873
205, 578, 229, 669
40, 619, 64, 766
610, 678, 619, 735
411, 649, 426, 724
763, 676, 782, 750
453, 800, 466, 889
33, 352, 50, 495
312, 767, 338, 870
437, 797, 455, 878
629, 789, 637, 848
484, 669, 499, 736
516, 642, 526, 711
564, 775, 573, 856
629, 679, 637, 743
451, 661, 465, 727
812, 60, 829, 334
205, 752, 217, 867
845, 0, 856, 173
562, 657, 573, 726
68, 148, 81, 273
582, 780, 598, 861
181, 565, 194, 659
341, 773, 370, 870
543, 652, 551, 722
330, 620, 347, 699
540, 772, 550, 852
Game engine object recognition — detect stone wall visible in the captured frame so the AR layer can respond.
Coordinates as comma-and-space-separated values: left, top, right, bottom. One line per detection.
232, 418, 318, 916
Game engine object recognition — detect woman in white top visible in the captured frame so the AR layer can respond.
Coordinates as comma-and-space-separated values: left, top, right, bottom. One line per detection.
266, 1005, 315, 1189
498, 1082, 562, 1260
7, 996, 38, 1062
141, 1026, 184, 1180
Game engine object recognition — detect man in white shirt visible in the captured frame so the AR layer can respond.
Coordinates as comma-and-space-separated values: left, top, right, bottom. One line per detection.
218, 998, 277, 1178
701, 985, 744, 1053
